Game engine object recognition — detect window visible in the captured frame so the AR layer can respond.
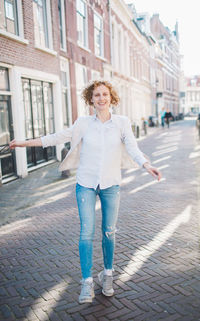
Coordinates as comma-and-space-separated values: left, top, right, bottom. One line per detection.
91, 70, 101, 81
0, 67, 9, 91
58, 0, 66, 50
118, 30, 121, 71
124, 35, 128, 74
33, 0, 49, 48
111, 23, 115, 67
75, 63, 88, 117
76, 0, 87, 48
22, 78, 55, 167
60, 58, 72, 127
94, 12, 103, 57
0, 0, 19, 35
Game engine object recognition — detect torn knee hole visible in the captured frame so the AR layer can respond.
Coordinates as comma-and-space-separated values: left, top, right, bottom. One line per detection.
105, 229, 116, 238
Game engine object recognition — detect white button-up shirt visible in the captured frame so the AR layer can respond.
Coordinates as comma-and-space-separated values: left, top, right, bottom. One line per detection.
77, 114, 146, 189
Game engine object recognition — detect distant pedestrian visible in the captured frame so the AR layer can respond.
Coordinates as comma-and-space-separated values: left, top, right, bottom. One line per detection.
9, 80, 161, 304
165, 109, 173, 128
160, 107, 166, 128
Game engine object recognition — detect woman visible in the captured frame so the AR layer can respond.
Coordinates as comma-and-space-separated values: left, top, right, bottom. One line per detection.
10, 80, 161, 304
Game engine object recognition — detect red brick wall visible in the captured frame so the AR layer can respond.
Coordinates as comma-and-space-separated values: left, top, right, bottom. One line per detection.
0, 0, 111, 122
0, 1, 60, 74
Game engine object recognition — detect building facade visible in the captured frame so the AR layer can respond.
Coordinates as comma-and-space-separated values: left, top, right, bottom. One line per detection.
0, 0, 110, 184
150, 14, 180, 118
110, 0, 152, 128
184, 76, 200, 115
0, 0, 181, 185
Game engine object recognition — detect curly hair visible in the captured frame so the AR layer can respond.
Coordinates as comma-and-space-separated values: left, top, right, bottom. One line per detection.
82, 80, 120, 106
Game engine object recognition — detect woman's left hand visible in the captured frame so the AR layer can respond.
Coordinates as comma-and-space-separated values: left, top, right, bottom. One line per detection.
143, 163, 162, 181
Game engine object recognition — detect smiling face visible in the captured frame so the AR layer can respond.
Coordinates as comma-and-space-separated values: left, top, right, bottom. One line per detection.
91, 85, 111, 112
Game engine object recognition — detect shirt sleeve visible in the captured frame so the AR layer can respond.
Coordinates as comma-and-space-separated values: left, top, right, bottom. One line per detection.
122, 117, 148, 167
41, 119, 79, 148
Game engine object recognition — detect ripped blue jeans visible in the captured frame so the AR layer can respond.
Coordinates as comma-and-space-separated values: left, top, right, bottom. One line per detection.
76, 183, 120, 279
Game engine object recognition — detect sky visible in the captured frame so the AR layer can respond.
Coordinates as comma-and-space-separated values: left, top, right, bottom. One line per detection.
125, 0, 200, 76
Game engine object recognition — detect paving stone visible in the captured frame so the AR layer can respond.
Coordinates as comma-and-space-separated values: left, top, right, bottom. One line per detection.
0, 121, 200, 320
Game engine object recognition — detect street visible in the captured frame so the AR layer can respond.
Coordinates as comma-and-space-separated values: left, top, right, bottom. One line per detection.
0, 119, 200, 321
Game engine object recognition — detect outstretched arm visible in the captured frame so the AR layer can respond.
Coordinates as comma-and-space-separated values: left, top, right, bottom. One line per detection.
9, 138, 42, 149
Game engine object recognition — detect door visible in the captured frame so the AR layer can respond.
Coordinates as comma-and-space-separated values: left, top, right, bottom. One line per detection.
22, 79, 56, 167
0, 95, 16, 179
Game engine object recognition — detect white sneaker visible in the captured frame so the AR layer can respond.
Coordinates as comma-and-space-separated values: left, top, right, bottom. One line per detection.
98, 271, 114, 296
79, 279, 95, 304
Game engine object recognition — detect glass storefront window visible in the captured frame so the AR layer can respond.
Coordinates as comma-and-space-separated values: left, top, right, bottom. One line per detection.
43, 82, 54, 134
22, 78, 55, 167
0, 100, 10, 145
0, 67, 9, 91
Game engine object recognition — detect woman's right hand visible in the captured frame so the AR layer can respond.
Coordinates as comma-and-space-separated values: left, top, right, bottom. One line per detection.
9, 139, 27, 149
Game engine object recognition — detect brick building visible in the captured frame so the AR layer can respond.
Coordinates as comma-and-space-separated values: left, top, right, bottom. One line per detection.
110, 0, 152, 127
184, 76, 200, 115
0, 0, 110, 184
150, 14, 180, 118
0, 1, 181, 185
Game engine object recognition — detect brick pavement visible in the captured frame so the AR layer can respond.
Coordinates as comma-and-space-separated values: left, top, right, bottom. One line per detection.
0, 120, 200, 321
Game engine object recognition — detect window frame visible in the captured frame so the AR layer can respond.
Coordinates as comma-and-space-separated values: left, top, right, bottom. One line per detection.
75, 63, 88, 117
60, 58, 72, 127
58, 0, 67, 51
76, 0, 88, 49
0, 0, 26, 42
93, 10, 104, 58
33, 0, 54, 51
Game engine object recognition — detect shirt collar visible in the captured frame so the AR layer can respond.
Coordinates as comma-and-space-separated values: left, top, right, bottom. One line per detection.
93, 110, 113, 123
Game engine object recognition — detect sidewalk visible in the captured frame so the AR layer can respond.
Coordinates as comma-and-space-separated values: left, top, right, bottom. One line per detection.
0, 120, 200, 321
